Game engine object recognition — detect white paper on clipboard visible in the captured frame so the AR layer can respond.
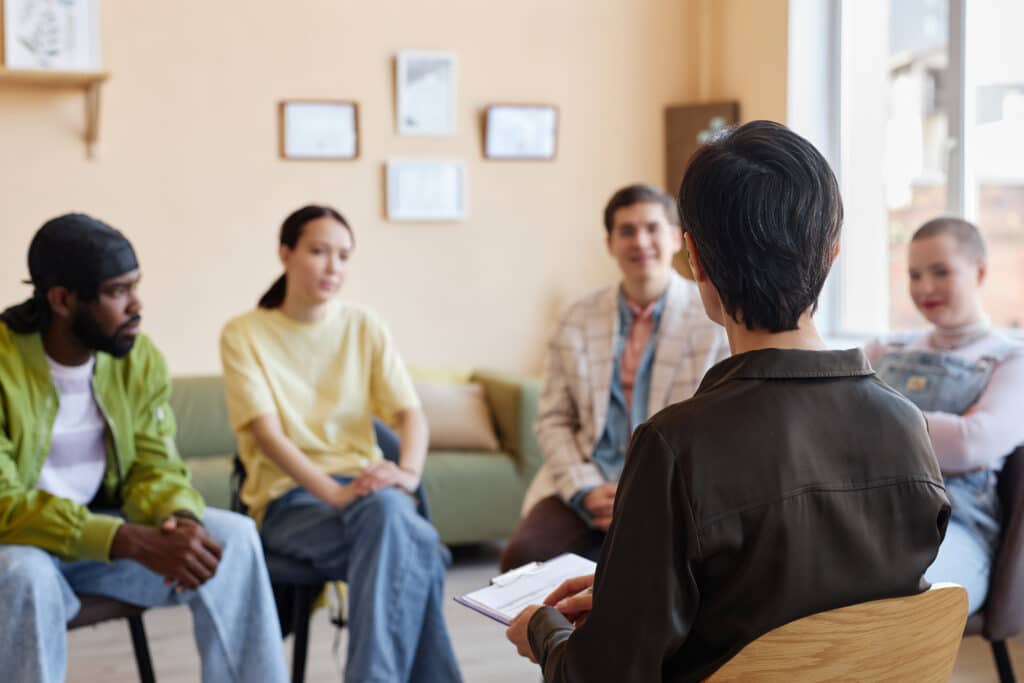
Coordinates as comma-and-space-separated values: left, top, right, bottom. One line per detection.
454, 553, 596, 625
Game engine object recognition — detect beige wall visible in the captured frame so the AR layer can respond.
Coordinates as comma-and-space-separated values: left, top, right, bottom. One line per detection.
703, 0, 789, 123
0, 0, 789, 376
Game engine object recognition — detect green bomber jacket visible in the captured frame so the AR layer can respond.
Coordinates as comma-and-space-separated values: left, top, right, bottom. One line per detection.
0, 322, 204, 561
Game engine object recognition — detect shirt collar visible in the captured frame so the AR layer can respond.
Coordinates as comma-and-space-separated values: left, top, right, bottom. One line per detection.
697, 348, 874, 395
618, 287, 667, 325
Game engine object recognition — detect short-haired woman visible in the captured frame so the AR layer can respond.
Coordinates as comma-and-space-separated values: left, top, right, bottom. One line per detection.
506, 121, 949, 682
867, 217, 1024, 614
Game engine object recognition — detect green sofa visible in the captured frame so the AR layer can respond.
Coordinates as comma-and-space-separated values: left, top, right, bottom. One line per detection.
168, 370, 542, 546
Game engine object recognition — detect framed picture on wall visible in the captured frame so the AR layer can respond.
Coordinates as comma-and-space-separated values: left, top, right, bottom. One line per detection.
483, 104, 558, 160
395, 50, 457, 136
278, 100, 359, 160
386, 159, 465, 222
2, 0, 102, 71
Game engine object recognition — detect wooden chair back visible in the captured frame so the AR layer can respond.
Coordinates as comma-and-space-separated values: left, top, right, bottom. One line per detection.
708, 583, 968, 682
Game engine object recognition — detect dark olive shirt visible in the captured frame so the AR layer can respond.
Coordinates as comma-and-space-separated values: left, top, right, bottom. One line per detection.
528, 348, 950, 682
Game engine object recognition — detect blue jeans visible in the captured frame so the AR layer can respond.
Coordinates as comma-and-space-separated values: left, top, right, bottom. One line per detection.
262, 482, 462, 683
876, 350, 1001, 613
0, 508, 288, 683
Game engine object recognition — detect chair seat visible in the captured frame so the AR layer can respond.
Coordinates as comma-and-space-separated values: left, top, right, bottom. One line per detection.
68, 594, 146, 630
264, 550, 326, 586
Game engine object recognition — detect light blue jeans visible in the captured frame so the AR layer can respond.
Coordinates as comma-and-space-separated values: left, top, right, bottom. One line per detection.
261, 481, 462, 683
0, 508, 288, 683
876, 349, 1001, 613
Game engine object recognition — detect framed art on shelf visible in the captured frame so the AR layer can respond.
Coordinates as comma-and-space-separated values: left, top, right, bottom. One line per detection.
484, 104, 558, 160
395, 50, 457, 136
2, 0, 102, 71
386, 159, 465, 222
278, 100, 359, 160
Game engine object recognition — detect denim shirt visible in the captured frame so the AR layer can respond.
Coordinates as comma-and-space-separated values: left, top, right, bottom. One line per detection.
570, 290, 665, 520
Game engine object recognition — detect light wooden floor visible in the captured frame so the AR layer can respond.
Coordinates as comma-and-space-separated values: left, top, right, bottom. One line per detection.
67, 544, 1021, 682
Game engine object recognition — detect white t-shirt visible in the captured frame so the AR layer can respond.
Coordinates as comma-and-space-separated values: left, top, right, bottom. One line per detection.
37, 355, 108, 504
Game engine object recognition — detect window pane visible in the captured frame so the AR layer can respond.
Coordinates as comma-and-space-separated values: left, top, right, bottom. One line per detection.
966, 0, 1024, 329
884, 0, 950, 330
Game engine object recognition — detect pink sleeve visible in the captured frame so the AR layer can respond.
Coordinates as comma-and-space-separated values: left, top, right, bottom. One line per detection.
925, 349, 1024, 471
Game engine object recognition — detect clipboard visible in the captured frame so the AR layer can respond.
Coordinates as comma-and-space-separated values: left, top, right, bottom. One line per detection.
454, 553, 596, 625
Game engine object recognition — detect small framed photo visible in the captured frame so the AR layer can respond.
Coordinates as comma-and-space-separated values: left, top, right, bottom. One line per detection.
396, 50, 457, 136
3, 0, 102, 71
386, 159, 466, 222
278, 100, 359, 160
484, 104, 559, 160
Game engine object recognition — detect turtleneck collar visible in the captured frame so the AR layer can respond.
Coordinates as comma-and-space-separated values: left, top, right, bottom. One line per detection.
929, 313, 992, 350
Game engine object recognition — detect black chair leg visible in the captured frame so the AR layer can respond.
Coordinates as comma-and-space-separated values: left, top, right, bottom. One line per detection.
992, 640, 1016, 683
127, 614, 156, 683
290, 584, 318, 683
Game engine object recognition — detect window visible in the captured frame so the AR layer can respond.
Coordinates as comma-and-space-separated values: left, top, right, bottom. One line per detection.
883, 0, 951, 330
964, 0, 1024, 329
820, 0, 1023, 336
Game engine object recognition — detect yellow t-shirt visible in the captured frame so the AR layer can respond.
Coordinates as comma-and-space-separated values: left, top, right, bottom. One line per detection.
219, 301, 420, 525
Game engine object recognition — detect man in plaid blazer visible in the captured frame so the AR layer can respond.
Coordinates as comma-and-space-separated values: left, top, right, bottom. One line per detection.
500, 184, 728, 572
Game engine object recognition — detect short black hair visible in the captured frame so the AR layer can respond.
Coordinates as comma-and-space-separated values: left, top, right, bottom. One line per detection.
913, 216, 986, 261
603, 183, 678, 235
678, 120, 843, 332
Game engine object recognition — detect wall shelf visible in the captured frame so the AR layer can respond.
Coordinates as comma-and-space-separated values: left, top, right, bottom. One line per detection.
0, 68, 110, 158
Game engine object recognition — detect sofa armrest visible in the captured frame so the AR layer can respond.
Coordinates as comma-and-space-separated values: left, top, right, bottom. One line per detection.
471, 369, 542, 479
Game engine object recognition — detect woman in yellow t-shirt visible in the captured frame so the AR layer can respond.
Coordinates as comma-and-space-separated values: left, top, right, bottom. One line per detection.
219, 205, 462, 683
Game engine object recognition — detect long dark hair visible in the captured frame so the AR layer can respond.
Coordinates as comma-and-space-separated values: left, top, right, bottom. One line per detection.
258, 205, 354, 309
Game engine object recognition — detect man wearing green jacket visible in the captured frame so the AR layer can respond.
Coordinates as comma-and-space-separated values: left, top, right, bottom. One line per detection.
0, 214, 288, 683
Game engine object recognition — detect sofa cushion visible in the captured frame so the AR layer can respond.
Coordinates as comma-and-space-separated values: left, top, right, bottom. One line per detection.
408, 367, 473, 383
170, 376, 237, 459
417, 381, 500, 451
422, 451, 526, 544
186, 454, 234, 511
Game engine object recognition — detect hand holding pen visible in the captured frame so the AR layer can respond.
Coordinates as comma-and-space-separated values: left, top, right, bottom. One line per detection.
544, 573, 595, 627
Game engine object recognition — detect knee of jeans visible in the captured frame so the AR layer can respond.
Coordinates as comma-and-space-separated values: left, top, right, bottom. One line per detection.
363, 487, 414, 522
202, 508, 260, 548
0, 546, 62, 594
363, 489, 435, 538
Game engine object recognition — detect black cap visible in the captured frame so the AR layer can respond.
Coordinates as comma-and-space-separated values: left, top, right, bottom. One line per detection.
27, 213, 138, 299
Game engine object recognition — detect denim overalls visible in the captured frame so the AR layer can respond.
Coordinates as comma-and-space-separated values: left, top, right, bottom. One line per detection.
875, 347, 1001, 611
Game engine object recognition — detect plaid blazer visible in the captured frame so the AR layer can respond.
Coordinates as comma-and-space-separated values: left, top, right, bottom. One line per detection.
522, 271, 729, 513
